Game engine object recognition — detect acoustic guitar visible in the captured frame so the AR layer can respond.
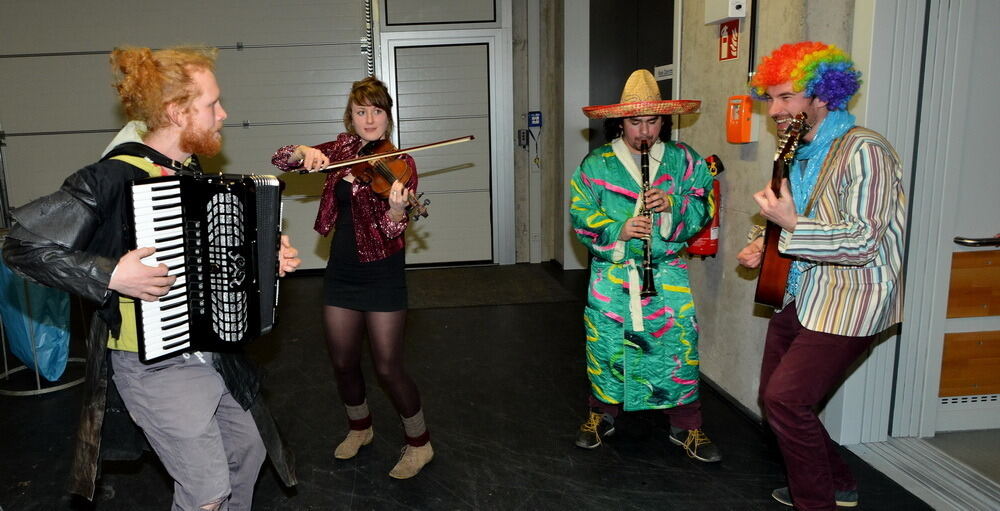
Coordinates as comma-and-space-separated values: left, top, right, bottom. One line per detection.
753, 113, 809, 307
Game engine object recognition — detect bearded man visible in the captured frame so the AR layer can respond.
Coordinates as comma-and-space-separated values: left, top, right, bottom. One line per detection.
3, 46, 301, 510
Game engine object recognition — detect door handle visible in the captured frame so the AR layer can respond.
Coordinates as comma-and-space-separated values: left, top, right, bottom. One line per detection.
953, 236, 1000, 247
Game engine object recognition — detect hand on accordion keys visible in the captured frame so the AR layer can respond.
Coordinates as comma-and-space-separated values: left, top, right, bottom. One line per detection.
278, 235, 301, 277
108, 247, 178, 302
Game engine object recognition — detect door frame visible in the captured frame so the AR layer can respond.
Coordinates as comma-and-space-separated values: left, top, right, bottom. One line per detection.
378, 28, 515, 265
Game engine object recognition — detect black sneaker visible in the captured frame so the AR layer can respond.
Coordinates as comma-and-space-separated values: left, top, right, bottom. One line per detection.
771, 486, 859, 508
574, 411, 615, 449
668, 428, 722, 462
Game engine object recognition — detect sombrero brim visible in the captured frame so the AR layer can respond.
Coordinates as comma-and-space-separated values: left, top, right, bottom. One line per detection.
582, 100, 701, 119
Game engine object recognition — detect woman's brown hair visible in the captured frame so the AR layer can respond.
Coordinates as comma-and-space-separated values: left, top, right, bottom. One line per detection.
343, 76, 394, 137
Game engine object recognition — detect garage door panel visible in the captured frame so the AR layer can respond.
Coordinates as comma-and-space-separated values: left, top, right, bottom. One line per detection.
0, 0, 364, 54
404, 191, 492, 265
280, 196, 329, 271
3, 132, 120, 207
0, 55, 125, 133
399, 117, 490, 191
216, 45, 366, 124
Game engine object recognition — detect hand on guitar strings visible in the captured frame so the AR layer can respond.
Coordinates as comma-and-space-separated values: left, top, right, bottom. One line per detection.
753, 178, 798, 232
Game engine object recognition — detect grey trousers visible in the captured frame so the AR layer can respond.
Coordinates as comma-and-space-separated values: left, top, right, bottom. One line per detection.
111, 350, 266, 510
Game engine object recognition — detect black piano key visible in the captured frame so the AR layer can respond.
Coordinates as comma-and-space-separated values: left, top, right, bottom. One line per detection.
162, 330, 189, 342
155, 239, 184, 248
163, 319, 188, 330
160, 297, 186, 310
161, 311, 187, 323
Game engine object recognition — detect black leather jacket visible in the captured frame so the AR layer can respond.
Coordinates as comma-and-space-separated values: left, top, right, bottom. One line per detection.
2, 145, 296, 500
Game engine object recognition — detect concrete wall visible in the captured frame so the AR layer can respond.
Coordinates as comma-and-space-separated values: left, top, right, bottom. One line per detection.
540, 0, 565, 265
677, 0, 854, 417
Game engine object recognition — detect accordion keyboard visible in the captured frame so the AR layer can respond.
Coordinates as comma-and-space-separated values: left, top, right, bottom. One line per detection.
131, 179, 193, 360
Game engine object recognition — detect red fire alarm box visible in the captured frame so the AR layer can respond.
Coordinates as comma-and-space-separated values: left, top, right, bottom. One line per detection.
726, 95, 757, 143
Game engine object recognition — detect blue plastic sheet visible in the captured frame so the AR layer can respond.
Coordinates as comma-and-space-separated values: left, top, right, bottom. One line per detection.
0, 256, 70, 382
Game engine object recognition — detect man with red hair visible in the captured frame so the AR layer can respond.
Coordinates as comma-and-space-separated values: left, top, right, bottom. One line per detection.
3, 46, 300, 509
738, 41, 906, 510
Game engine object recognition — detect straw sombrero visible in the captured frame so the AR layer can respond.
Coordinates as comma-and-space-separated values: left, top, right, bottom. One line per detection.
583, 69, 700, 119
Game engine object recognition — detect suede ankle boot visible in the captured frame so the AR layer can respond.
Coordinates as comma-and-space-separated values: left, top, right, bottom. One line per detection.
388, 441, 433, 479
334, 427, 374, 460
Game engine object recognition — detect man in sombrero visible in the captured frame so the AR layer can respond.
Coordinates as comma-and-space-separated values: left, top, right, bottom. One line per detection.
569, 69, 720, 462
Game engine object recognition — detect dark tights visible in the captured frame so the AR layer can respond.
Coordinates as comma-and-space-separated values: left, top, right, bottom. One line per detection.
322, 305, 421, 418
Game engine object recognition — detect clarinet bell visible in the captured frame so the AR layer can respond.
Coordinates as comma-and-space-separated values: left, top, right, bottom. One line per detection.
640, 270, 658, 298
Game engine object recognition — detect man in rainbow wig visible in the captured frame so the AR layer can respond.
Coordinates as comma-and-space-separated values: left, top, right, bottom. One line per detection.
737, 41, 907, 510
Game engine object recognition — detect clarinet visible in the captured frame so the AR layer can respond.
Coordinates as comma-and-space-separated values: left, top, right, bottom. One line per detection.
639, 141, 657, 298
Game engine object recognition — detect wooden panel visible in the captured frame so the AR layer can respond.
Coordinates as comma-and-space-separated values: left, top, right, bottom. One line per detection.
946, 250, 1000, 318
939, 330, 1000, 397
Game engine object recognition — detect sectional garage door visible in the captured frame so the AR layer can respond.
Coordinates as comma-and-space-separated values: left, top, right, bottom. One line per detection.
0, 0, 368, 270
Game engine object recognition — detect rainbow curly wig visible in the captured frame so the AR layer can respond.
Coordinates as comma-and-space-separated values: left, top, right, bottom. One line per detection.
749, 41, 861, 111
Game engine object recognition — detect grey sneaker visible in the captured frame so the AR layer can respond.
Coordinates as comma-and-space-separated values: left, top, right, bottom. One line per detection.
771, 486, 859, 507
575, 411, 615, 449
668, 428, 722, 462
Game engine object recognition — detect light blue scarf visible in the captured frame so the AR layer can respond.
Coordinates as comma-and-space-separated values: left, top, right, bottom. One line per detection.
785, 109, 855, 299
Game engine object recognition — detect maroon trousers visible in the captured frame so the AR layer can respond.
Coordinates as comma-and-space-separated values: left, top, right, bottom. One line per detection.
760, 303, 875, 511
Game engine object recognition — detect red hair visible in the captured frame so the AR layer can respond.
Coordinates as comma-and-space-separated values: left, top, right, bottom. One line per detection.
111, 46, 218, 130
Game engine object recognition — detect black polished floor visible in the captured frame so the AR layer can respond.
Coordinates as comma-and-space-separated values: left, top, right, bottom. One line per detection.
0, 264, 931, 510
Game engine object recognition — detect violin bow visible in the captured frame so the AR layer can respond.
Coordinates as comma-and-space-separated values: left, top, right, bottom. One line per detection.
297, 135, 476, 174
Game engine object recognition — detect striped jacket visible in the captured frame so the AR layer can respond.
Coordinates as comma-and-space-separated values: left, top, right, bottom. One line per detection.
778, 127, 906, 337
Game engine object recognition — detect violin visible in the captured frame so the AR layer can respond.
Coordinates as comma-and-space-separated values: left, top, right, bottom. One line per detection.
353, 139, 430, 221
295, 134, 475, 222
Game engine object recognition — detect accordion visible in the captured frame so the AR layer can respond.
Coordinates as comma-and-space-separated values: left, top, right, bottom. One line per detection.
126, 173, 283, 363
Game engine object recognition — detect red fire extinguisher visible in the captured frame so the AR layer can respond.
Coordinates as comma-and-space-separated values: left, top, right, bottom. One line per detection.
687, 155, 724, 256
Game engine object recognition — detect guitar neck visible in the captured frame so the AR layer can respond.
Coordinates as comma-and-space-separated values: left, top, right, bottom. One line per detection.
770, 157, 789, 197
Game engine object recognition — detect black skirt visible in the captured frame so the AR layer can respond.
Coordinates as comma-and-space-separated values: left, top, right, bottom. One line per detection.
323, 179, 407, 311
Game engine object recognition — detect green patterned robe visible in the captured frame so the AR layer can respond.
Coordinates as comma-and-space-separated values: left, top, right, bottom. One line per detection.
570, 138, 713, 411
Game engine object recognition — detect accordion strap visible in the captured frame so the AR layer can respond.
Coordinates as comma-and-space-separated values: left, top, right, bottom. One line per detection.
110, 155, 163, 177
102, 142, 201, 174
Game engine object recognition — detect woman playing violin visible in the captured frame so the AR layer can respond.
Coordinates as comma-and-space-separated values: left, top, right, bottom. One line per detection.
270, 76, 432, 479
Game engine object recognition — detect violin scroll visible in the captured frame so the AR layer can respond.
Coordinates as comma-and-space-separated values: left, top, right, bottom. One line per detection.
409, 193, 430, 222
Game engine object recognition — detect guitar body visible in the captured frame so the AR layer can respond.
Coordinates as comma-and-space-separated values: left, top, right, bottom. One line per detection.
754, 221, 793, 307
753, 113, 809, 308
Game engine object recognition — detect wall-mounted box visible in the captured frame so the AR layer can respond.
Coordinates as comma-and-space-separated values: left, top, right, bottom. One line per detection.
705, 0, 747, 24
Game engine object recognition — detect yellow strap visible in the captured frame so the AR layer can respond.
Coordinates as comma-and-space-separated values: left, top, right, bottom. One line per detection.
106, 154, 161, 351
110, 154, 164, 177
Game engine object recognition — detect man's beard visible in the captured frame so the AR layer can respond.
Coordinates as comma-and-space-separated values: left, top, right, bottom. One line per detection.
179, 124, 222, 157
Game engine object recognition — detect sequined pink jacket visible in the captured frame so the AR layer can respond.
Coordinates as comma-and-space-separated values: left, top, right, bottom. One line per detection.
272, 133, 417, 263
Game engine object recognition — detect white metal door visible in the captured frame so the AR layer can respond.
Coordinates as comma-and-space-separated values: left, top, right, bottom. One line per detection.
895, 0, 1000, 436
379, 32, 514, 265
